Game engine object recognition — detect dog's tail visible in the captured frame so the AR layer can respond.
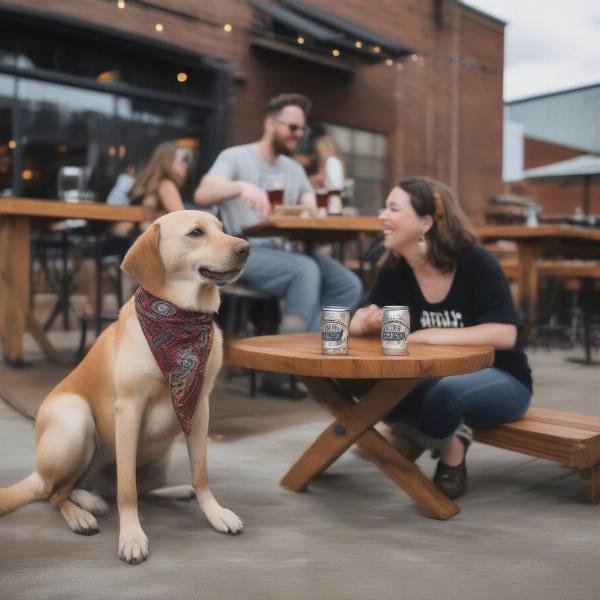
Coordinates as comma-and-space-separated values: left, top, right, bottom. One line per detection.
0, 472, 48, 516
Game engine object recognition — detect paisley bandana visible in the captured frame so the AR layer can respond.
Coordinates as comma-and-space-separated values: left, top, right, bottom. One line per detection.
134, 287, 214, 435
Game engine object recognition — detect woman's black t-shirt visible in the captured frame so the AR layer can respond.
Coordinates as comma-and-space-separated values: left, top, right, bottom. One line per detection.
367, 244, 532, 391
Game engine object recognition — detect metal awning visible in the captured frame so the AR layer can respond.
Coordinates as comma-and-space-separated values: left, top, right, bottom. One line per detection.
250, 0, 415, 69
280, 0, 414, 57
522, 155, 600, 179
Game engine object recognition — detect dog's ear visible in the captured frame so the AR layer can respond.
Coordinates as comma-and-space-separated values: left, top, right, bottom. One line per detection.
121, 223, 165, 295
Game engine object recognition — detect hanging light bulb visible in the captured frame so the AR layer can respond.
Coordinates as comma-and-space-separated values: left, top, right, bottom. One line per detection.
155, 23, 164, 32
297, 36, 305, 45
223, 23, 233, 32
332, 49, 341, 57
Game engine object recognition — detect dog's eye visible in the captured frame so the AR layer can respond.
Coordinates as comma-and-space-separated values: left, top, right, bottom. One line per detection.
187, 228, 205, 238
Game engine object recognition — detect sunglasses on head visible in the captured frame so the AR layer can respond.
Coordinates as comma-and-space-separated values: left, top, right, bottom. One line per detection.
273, 118, 310, 136
175, 149, 192, 164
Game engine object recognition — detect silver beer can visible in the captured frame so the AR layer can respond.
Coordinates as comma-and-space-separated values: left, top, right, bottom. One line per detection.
381, 306, 410, 355
321, 306, 350, 354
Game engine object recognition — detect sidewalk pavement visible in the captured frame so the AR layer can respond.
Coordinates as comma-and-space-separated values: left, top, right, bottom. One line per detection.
0, 333, 599, 599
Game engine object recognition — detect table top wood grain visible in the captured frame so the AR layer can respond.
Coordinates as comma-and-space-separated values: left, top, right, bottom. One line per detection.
227, 333, 494, 379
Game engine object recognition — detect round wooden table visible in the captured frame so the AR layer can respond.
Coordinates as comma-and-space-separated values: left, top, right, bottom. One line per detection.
227, 333, 494, 520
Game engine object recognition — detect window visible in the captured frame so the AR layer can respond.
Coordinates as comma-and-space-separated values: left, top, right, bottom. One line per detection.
325, 124, 388, 214
0, 16, 225, 201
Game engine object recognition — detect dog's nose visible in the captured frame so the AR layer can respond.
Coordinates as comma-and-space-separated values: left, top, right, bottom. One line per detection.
232, 239, 250, 258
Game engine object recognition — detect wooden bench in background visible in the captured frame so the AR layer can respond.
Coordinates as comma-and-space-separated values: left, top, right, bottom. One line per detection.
473, 407, 600, 504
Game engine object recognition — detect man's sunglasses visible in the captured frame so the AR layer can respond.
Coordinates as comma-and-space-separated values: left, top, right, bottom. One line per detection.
273, 118, 310, 136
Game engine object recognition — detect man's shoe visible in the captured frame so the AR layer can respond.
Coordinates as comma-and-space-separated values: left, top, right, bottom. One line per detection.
259, 373, 308, 400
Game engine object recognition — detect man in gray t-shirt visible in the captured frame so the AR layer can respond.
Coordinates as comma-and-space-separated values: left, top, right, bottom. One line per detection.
194, 94, 362, 395
205, 143, 313, 241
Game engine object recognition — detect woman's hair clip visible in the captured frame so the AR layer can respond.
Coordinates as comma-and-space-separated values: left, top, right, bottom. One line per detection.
433, 190, 445, 218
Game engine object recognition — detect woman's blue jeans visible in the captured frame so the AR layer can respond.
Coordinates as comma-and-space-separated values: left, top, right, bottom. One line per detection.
385, 367, 532, 449
239, 241, 363, 332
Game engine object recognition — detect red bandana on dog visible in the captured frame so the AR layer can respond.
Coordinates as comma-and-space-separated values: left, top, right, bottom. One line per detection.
134, 287, 214, 435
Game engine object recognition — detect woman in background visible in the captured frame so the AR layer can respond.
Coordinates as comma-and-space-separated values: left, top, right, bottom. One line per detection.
311, 135, 345, 192
130, 141, 189, 224
350, 176, 532, 499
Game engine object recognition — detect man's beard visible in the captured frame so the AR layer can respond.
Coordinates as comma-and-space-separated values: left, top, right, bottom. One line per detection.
271, 136, 294, 157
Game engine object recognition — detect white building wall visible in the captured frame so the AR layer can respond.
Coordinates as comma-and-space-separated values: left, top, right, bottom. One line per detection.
503, 118, 524, 182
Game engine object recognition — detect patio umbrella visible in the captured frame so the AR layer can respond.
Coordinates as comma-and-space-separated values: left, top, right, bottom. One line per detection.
522, 154, 600, 216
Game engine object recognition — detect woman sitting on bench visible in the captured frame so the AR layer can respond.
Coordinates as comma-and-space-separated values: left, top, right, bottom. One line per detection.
350, 176, 532, 500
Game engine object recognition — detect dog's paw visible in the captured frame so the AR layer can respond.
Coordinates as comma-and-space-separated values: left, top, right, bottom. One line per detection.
206, 507, 244, 535
60, 501, 100, 536
118, 528, 149, 565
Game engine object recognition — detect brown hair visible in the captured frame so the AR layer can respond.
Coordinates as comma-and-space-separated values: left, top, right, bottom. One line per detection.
385, 176, 476, 273
264, 93, 311, 117
130, 142, 184, 202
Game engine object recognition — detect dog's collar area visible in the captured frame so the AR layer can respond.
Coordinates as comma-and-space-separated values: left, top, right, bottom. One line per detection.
135, 287, 214, 321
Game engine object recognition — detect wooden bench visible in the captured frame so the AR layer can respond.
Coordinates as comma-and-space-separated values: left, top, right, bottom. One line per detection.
472, 407, 600, 504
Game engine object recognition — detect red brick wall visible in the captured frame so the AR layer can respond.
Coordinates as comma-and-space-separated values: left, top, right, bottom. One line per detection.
524, 137, 586, 169
7, 0, 505, 221
519, 137, 600, 215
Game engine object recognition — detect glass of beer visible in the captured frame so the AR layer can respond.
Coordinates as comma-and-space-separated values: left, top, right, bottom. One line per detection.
315, 188, 328, 217
264, 173, 285, 208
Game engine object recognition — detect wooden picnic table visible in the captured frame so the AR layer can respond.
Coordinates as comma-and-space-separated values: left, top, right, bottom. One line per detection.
227, 332, 494, 520
0, 198, 144, 365
476, 225, 600, 331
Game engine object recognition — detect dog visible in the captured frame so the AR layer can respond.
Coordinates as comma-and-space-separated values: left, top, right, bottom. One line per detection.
0, 210, 250, 564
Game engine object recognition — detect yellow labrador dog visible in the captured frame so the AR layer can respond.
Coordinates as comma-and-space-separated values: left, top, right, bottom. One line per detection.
0, 210, 250, 564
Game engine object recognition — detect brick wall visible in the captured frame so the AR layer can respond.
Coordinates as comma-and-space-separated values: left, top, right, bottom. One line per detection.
7, 0, 505, 221
520, 137, 599, 215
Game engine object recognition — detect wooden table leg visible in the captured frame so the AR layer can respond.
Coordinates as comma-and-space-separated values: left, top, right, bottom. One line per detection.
516, 241, 539, 335
0, 216, 59, 365
282, 376, 460, 520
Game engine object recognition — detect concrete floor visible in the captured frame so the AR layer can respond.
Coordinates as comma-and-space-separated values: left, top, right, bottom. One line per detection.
0, 332, 599, 600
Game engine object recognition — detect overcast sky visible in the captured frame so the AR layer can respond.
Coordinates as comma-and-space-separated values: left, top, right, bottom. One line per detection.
461, 0, 600, 101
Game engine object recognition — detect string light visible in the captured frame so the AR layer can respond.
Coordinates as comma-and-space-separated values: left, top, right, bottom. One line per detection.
332, 49, 341, 57
177, 72, 188, 82
8, 140, 16, 149
21, 169, 33, 180
111, 2, 501, 76
385, 58, 393, 66
297, 36, 304, 44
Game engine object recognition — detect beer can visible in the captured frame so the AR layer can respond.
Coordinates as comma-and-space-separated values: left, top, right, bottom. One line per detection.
320, 306, 350, 354
381, 306, 410, 355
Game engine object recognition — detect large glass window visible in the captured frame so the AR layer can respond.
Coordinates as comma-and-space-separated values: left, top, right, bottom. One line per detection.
325, 124, 388, 214
0, 15, 224, 202
0, 74, 15, 195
